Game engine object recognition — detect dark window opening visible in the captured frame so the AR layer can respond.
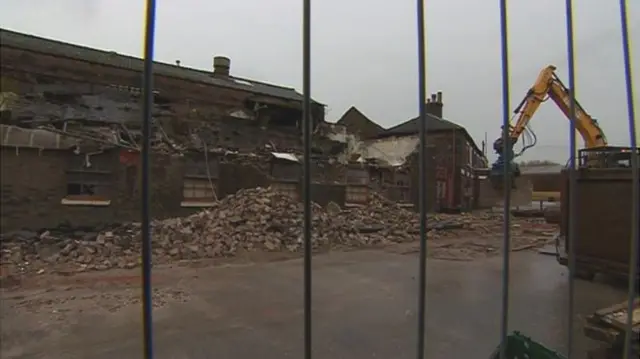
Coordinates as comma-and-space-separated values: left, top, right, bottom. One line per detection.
67, 183, 98, 195
64, 170, 112, 202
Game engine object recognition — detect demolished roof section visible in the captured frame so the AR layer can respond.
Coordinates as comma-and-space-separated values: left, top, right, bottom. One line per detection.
336, 134, 421, 168
271, 152, 299, 163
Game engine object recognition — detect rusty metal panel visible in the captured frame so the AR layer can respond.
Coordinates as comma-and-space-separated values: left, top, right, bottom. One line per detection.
562, 168, 640, 270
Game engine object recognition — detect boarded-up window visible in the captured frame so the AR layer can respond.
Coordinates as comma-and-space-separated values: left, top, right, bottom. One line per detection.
183, 178, 216, 201
182, 178, 216, 202
346, 185, 368, 204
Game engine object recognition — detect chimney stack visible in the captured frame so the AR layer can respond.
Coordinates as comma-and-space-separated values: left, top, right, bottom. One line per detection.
425, 91, 444, 118
213, 56, 231, 77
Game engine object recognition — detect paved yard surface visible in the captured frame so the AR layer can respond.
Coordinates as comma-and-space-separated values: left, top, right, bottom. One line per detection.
0, 248, 629, 359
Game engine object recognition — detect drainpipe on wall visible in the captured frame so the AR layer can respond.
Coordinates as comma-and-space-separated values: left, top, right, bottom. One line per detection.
83, 149, 105, 168
450, 129, 456, 208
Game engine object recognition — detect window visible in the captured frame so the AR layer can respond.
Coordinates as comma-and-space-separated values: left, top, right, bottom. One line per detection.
346, 185, 368, 205
395, 173, 410, 187
181, 157, 219, 207
181, 178, 217, 207
62, 170, 112, 206
436, 181, 447, 200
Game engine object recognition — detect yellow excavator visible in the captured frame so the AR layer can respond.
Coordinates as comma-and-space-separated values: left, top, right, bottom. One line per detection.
489, 64, 612, 190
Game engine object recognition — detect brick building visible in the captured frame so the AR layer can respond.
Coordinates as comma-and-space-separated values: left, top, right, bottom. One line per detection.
335, 106, 385, 140
0, 28, 328, 152
0, 28, 342, 232
363, 92, 488, 211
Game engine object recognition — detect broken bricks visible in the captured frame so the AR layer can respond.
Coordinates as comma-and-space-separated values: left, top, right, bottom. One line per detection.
0, 187, 551, 275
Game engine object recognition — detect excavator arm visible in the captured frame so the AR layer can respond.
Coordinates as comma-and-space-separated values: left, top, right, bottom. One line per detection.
490, 65, 608, 187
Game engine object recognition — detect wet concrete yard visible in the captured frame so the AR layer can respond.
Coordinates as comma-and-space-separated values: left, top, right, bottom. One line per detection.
0, 249, 630, 359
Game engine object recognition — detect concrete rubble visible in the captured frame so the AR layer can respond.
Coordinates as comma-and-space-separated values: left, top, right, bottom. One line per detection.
0, 187, 556, 276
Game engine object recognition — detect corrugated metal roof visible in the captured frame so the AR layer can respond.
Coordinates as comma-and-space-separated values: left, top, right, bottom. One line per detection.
0, 28, 318, 104
271, 152, 299, 163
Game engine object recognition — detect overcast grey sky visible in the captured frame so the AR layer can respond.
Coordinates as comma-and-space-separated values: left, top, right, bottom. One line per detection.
1, 0, 638, 162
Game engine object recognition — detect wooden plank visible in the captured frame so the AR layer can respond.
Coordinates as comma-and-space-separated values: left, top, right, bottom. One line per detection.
593, 298, 640, 332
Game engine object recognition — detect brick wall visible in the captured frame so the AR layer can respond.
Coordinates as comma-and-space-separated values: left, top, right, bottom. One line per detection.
1, 145, 352, 232
403, 130, 485, 211
521, 173, 562, 192
0, 147, 184, 231
0, 146, 279, 232
336, 108, 382, 140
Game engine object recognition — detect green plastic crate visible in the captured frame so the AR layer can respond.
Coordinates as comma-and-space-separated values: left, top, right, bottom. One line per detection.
489, 332, 567, 359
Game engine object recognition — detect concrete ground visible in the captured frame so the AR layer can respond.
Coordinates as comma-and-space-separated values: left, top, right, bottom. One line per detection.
0, 247, 630, 359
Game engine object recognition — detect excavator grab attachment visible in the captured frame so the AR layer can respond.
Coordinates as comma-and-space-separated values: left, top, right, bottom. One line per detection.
487, 65, 608, 190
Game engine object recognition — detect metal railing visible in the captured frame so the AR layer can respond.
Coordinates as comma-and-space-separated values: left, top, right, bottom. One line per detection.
136, 1, 638, 358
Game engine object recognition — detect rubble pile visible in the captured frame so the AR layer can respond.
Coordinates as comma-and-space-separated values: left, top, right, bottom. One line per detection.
0, 188, 406, 274
0, 188, 554, 276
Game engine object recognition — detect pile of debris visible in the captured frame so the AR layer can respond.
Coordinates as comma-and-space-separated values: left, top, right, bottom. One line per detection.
0, 188, 551, 276
0, 188, 417, 274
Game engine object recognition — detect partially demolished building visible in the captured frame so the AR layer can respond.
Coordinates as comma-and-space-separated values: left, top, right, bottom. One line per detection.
333, 93, 489, 211
1, 28, 491, 232
0, 28, 339, 231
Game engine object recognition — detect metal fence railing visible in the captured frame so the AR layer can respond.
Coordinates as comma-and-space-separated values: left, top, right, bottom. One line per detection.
137, 1, 637, 358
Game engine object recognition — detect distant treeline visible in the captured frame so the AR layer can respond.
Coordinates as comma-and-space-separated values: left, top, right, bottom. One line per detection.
518, 160, 562, 167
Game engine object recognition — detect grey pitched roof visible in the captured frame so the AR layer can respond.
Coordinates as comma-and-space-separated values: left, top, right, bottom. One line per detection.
378, 114, 485, 156
380, 113, 462, 136
0, 28, 320, 104
337, 106, 386, 132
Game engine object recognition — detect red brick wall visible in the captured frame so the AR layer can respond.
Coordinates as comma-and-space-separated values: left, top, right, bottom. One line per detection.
0, 147, 188, 231
0, 147, 273, 232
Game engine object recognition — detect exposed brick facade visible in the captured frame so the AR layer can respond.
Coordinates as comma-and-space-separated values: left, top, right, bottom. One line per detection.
0, 30, 358, 231
409, 130, 488, 211
0, 146, 278, 232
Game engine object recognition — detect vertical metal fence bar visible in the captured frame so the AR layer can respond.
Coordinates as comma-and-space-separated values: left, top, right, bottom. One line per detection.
564, 1, 578, 357
415, 0, 428, 358
498, 1, 511, 358
141, 0, 157, 358
302, 0, 313, 358
618, 0, 639, 358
